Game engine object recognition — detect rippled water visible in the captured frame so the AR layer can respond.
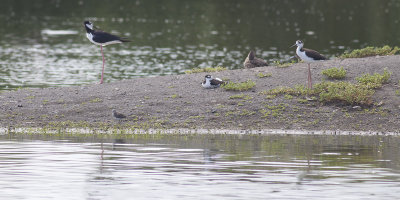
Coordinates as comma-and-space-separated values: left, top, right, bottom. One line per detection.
1, 0, 400, 89
0, 134, 399, 199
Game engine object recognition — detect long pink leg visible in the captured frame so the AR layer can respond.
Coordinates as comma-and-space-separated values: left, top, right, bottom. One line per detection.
308, 64, 312, 89
100, 45, 105, 84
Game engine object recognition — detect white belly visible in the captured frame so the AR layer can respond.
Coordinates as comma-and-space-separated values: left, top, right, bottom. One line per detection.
296, 48, 316, 62
202, 79, 220, 89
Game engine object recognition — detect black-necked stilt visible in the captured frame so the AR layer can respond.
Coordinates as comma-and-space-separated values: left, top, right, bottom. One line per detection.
202, 75, 224, 89
112, 109, 127, 121
243, 50, 268, 68
291, 40, 327, 89
83, 21, 130, 84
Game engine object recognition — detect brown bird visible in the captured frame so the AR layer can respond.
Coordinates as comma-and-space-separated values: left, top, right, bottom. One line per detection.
112, 109, 127, 121
243, 50, 268, 68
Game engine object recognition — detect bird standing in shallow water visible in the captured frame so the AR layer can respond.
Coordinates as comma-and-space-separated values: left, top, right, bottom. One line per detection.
243, 50, 268, 68
202, 75, 224, 89
291, 40, 327, 89
83, 21, 130, 84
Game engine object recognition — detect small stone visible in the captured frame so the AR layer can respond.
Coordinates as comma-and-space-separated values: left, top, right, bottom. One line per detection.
17, 104, 23, 107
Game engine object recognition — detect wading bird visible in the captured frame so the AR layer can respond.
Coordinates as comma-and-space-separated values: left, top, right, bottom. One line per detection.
291, 40, 326, 89
83, 21, 130, 84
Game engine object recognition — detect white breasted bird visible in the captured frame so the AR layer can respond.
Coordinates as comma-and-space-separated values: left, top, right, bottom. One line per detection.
83, 21, 130, 84
291, 40, 327, 89
202, 75, 224, 89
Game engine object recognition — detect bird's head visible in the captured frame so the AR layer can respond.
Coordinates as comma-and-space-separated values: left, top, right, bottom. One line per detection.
205, 75, 213, 81
83, 21, 94, 30
291, 40, 304, 48
248, 50, 255, 60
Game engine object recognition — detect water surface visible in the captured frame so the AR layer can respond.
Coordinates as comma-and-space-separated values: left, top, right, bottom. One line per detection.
1, 0, 400, 89
0, 133, 399, 199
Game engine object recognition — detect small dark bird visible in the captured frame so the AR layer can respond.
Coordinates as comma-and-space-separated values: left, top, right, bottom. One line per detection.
83, 21, 130, 84
291, 40, 327, 89
202, 75, 224, 89
243, 50, 268, 68
112, 109, 127, 121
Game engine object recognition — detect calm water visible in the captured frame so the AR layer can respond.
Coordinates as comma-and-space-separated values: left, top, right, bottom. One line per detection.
0, 133, 399, 199
1, 0, 400, 89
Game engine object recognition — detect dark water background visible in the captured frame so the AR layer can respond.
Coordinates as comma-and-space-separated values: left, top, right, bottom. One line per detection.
1, 0, 400, 89
0, 133, 399, 199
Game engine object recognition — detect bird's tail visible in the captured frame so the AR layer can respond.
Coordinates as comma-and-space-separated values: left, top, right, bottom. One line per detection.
120, 38, 131, 43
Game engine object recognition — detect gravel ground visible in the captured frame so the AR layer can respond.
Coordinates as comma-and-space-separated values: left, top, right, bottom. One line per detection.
1, 55, 399, 133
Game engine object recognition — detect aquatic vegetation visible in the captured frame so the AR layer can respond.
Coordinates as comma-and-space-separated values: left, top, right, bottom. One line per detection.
321, 67, 347, 79
340, 45, 400, 58
184, 66, 227, 74
256, 72, 272, 78
222, 80, 256, 91
356, 69, 391, 89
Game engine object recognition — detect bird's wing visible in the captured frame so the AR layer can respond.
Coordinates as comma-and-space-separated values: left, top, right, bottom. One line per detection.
252, 58, 268, 66
210, 79, 224, 85
303, 48, 327, 60
93, 31, 122, 43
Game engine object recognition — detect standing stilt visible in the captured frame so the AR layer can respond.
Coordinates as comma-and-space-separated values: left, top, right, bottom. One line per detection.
83, 21, 130, 84
100, 45, 105, 84
291, 40, 327, 90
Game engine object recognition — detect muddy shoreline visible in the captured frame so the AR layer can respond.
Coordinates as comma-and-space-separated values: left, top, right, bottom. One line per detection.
1, 55, 399, 133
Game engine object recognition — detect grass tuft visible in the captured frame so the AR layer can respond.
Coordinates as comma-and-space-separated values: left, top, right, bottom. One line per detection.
256, 72, 272, 78
356, 69, 391, 89
185, 66, 227, 74
321, 67, 347, 79
314, 81, 374, 106
222, 80, 256, 91
263, 85, 309, 96
340, 46, 400, 58
273, 60, 296, 68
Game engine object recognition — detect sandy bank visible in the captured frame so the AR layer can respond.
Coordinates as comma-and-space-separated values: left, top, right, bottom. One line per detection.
1, 55, 399, 133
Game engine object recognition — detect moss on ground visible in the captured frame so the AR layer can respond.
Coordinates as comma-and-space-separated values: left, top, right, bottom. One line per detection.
263, 70, 392, 106
321, 67, 347, 79
356, 69, 391, 89
185, 66, 227, 74
222, 80, 256, 91
340, 46, 400, 58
